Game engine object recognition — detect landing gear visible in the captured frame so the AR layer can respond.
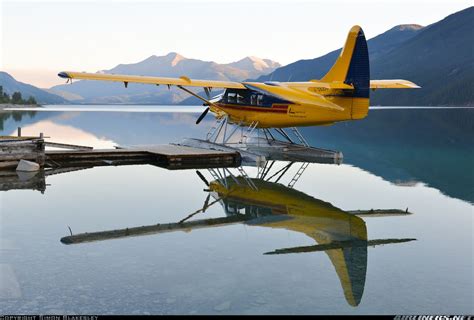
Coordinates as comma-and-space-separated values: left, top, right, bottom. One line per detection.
204, 116, 310, 148
203, 160, 309, 192
179, 117, 342, 165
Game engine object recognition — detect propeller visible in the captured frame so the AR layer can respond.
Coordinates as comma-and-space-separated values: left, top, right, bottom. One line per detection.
175, 85, 214, 125
196, 87, 212, 124
195, 107, 210, 125
196, 170, 210, 186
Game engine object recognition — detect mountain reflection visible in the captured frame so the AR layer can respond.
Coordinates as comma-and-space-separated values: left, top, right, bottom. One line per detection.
9, 120, 117, 149
302, 108, 474, 203
1, 107, 471, 203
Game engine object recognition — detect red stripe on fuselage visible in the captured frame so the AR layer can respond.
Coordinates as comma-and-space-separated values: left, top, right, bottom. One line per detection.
217, 103, 288, 113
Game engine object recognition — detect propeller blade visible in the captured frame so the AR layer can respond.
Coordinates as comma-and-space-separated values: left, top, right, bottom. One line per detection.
195, 107, 210, 125
204, 87, 211, 99
196, 170, 210, 186
202, 194, 211, 212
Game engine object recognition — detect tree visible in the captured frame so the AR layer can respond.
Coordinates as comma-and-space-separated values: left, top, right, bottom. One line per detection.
0, 87, 6, 103
27, 96, 37, 105
0, 92, 10, 103
12, 112, 22, 121
12, 92, 23, 103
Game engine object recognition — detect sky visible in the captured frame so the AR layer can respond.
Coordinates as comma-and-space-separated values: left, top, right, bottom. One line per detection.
1, 0, 472, 88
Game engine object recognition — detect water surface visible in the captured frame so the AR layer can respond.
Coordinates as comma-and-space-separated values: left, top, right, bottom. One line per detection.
0, 106, 472, 314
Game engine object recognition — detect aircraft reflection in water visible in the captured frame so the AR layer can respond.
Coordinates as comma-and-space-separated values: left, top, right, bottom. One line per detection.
28, 158, 413, 307
199, 164, 414, 307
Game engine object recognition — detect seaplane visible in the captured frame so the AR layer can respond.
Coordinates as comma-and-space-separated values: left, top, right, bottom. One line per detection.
59, 161, 416, 307
58, 26, 419, 159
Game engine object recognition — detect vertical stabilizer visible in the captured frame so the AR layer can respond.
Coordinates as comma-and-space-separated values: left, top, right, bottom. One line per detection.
321, 26, 370, 119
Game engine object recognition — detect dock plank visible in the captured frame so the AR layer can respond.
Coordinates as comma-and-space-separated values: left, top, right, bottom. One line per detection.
123, 144, 236, 156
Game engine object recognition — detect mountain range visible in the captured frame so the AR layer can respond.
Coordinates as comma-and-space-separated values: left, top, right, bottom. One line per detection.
370, 6, 473, 106
254, 24, 423, 82
179, 24, 423, 105
0, 72, 68, 104
256, 6, 474, 106
1, 7, 472, 106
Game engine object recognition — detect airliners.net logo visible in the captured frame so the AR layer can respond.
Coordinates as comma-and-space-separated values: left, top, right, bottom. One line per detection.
395, 316, 473, 320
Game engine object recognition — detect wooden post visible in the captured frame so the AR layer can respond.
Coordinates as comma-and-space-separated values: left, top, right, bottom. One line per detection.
36, 138, 45, 167
17, 127, 21, 137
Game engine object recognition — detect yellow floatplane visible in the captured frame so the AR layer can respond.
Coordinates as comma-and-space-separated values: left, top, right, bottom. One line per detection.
58, 26, 419, 149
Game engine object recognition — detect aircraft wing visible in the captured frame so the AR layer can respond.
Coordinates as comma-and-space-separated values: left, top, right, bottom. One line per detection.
58, 71, 246, 89
285, 81, 354, 90
281, 79, 420, 90
370, 79, 420, 89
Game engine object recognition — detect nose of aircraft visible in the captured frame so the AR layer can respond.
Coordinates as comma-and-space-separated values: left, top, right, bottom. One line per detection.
58, 71, 70, 79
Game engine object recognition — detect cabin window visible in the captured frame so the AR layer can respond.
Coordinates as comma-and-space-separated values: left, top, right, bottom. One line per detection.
257, 94, 264, 106
250, 94, 257, 105
227, 92, 237, 103
236, 93, 245, 104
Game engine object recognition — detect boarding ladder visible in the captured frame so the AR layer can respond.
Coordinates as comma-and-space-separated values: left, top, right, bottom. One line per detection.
206, 116, 227, 141
288, 162, 309, 188
291, 127, 310, 147
237, 167, 258, 190
239, 121, 259, 144
208, 168, 227, 189
208, 168, 220, 181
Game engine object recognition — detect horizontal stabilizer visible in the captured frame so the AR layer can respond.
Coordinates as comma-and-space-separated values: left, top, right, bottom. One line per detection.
264, 238, 417, 255
370, 80, 421, 89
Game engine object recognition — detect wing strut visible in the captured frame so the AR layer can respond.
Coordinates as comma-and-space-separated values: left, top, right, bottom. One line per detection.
176, 85, 217, 107
176, 85, 221, 125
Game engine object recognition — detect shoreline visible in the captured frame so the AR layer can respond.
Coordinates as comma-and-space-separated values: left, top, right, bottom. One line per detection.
0, 103, 42, 110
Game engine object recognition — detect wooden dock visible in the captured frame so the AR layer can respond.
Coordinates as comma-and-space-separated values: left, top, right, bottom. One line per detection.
46, 145, 241, 169
0, 131, 342, 171
0, 136, 241, 170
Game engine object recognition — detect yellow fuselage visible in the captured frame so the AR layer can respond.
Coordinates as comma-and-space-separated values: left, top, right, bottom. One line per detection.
212, 88, 369, 128
211, 177, 367, 241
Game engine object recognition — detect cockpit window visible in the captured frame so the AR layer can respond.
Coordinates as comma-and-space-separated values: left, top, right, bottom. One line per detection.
225, 89, 248, 105
224, 89, 270, 106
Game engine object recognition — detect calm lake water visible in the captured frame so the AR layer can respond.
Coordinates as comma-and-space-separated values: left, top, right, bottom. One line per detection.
0, 106, 473, 315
